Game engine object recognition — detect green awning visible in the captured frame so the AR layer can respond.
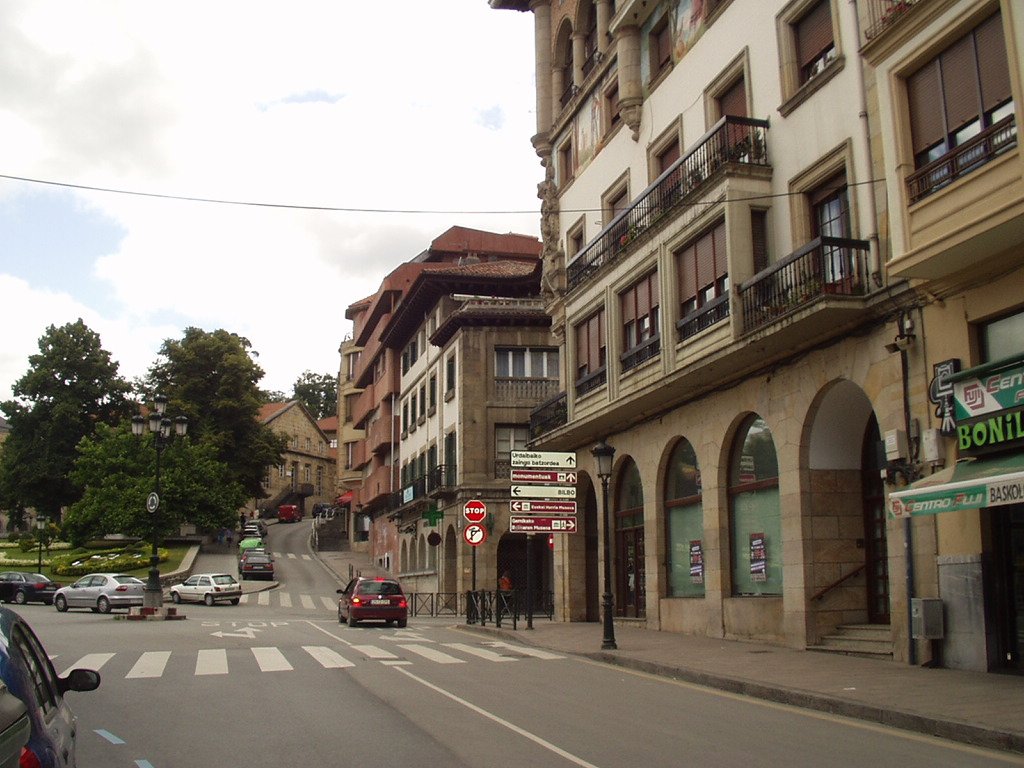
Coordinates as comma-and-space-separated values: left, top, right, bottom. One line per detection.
888, 453, 1024, 518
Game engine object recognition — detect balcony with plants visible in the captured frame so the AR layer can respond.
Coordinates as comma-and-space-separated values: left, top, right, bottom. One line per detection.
566, 116, 770, 295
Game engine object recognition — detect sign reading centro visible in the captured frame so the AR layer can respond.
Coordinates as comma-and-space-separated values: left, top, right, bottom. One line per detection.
888, 458, 1024, 518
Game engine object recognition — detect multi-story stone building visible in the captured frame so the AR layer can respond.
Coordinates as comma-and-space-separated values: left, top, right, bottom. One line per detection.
489, 0, 1022, 671
336, 334, 368, 549
256, 401, 336, 517
346, 226, 548, 588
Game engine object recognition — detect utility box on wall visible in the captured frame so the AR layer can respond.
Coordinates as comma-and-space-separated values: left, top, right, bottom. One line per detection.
911, 598, 944, 639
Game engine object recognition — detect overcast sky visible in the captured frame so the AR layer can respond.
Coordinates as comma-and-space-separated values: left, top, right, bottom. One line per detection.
0, 1, 541, 405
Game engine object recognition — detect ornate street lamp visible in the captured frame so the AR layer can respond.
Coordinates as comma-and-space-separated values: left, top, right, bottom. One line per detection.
36, 517, 47, 573
132, 395, 188, 609
591, 440, 617, 650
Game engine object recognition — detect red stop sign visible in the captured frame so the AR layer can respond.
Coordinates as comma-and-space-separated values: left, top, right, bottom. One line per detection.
463, 499, 487, 523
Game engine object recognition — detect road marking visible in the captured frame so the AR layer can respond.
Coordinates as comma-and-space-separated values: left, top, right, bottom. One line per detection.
63, 653, 115, 676
301, 554, 312, 561
398, 644, 464, 664
94, 729, 125, 745
135, 761, 156, 768
126, 651, 170, 679
351, 645, 397, 659
195, 649, 228, 675
287, 553, 297, 559
381, 659, 412, 666
300, 594, 316, 609
257, 591, 270, 606
279, 592, 292, 608
304, 646, 354, 668
395, 668, 600, 768
443, 643, 517, 662
485, 642, 565, 660
252, 646, 292, 672
320, 597, 335, 610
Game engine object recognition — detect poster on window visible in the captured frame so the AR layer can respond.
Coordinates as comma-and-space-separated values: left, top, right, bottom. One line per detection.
749, 532, 767, 582
689, 540, 704, 584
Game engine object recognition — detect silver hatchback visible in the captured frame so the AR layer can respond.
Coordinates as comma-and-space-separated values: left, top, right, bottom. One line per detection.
52, 573, 146, 614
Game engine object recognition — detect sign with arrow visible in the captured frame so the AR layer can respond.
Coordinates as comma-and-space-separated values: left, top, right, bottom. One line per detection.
510, 500, 577, 514
510, 469, 577, 484
511, 484, 576, 499
509, 516, 577, 533
510, 450, 577, 469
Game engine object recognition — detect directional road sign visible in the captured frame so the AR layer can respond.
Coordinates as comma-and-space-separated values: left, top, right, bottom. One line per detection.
509, 516, 577, 533
509, 500, 577, 515
510, 450, 577, 469
463, 523, 487, 546
509, 469, 578, 484
511, 484, 576, 500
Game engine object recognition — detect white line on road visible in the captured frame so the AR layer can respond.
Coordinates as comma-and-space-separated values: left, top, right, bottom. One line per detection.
279, 592, 292, 608
63, 653, 115, 676
485, 642, 565, 660
320, 597, 335, 610
351, 645, 398, 659
443, 643, 517, 662
300, 594, 316, 609
126, 651, 171, 679
257, 591, 270, 606
394, 667, 601, 768
195, 649, 228, 675
398, 644, 464, 664
287, 553, 297, 559
251, 646, 292, 672
303, 646, 354, 668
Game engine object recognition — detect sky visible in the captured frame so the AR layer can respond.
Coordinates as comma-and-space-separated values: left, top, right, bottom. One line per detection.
0, 1, 542, 406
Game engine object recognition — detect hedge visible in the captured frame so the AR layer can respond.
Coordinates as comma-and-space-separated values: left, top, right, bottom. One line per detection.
49, 547, 167, 577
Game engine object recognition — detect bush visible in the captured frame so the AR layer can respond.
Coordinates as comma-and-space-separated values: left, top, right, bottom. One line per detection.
17, 534, 36, 553
49, 547, 167, 577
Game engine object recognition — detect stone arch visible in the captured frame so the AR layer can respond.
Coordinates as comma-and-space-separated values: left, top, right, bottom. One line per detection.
443, 525, 457, 592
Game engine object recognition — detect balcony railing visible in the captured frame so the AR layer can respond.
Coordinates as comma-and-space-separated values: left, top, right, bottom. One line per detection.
560, 82, 579, 110
581, 46, 602, 78
567, 116, 769, 293
575, 366, 607, 398
620, 335, 660, 372
863, 0, 924, 41
494, 378, 561, 403
529, 392, 568, 440
677, 294, 730, 340
906, 115, 1017, 204
737, 236, 870, 334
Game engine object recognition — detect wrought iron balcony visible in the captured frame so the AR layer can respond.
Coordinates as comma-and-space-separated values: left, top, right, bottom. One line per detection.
737, 236, 870, 334
566, 116, 769, 293
529, 392, 567, 440
677, 294, 730, 341
620, 335, 660, 373
863, 0, 924, 41
906, 115, 1017, 204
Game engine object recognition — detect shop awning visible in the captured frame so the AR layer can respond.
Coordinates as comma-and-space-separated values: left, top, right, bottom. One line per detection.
888, 453, 1024, 518
334, 491, 353, 505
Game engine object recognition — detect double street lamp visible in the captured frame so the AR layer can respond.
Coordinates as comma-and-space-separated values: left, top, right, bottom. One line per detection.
591, 440, 617, 650
132, 395, 188, 610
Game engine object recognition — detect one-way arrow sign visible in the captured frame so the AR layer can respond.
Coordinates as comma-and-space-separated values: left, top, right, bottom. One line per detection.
511, 484, 576, 499
509, 516, 578, 533
510, 450, 577, 469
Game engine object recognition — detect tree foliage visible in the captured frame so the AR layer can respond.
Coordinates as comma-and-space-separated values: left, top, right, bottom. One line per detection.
292, 370, 338, 420
0, 320, 131, 519
145, 328, 285, 499
64, 423, 247, 546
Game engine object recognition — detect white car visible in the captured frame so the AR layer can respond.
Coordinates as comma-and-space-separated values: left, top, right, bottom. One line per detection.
53, 573, 146, 613
169, 573, 242, 606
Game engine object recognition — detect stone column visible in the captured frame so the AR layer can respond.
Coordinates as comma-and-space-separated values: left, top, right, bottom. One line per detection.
615, 24, 643, 141
572, 31, 586, 86
596, 0, 612, 54
531, 0, 553, 138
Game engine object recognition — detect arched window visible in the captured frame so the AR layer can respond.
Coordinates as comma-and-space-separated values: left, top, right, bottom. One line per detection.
729, 415, 782, 596
664, 439, 704, 597
615, 458, 647, 617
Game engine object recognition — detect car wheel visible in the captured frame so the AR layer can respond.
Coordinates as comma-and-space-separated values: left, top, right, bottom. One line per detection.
14, 590, 27, 605
397, 618, 407, 628
171, 591, 182, 604
97, 596, 111, 614
54, 595, 68, 612
347, 613, 358, 628
204, 593, 215, 607
230, 598, 240, 605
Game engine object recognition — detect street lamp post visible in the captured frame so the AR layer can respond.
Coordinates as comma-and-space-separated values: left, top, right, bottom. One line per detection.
132, 395, 188, 610
591, 440, 617, 650
36, 517, 46, 573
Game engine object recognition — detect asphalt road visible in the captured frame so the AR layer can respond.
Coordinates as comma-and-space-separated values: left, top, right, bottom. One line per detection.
12, 522, 1023, 768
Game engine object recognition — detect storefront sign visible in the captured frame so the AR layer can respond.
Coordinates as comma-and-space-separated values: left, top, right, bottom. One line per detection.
689, 540, 704, 585
954, 362, 1024, 420
956, 409, 1024, 455
929, 359, 961, 436
749, 533, 766, 582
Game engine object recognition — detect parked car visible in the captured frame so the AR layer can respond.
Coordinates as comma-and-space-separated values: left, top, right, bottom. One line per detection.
277, 504, 303, 523
52, 574, 146, 614
238, 537, 264, 552
241, 525, 265, 541
0, 680, 29, 768
0, 573, 60, 606
242, 520, 267, 536
169, 574, 242, 606
239, 553, 275, 581
337, 577, 407, 628
0, 606, 100, 767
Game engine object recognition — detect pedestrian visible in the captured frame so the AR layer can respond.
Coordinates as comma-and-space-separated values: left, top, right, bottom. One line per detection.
499, 570, 512, 592
226, 529, 234, 548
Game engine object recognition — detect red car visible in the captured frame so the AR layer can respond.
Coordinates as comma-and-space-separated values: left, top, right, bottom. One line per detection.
277, 504, 303, 523
337, 577, 407, 628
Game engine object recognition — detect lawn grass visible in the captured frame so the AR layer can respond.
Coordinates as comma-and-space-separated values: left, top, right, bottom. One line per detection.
0, 543, 194, 584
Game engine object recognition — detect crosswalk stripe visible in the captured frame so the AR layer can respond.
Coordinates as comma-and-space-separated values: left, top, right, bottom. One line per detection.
257, 591, 270, 606
63, 653, 115, 676
486, 642, 564, 660
304, 646, 354, 669
252, 647, 292, 672
287, 553, 297, 559
351, 645, 397, 660
398, 644, 464, 664
126, 651, 171, 678
279, 592, 292, 608
301, 554, 312, 561
320, 597, 335, 610
443, 643, 517, 662
300, 595, 316, 609
195, 649, 228, 675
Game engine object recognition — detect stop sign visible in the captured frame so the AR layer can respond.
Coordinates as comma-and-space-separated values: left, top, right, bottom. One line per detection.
463, 499, 487, 523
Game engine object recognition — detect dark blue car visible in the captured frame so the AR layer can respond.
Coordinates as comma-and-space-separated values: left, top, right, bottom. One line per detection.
0, 607, 100, 767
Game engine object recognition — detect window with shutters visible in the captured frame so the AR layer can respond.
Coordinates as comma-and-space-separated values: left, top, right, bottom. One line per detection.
559, 137, 576, 186
751, 210, 769, 275
904, 12, 1015, 202
649, 14, 673, 84
575, 310, 607, 396
604, 80, 622, 135
810, 172, 854, 287
777, 0, 842, 115
648, 121, 683, 184
676, 220, 729, 328
795, 0, 835, 84
620, 272, 660, 371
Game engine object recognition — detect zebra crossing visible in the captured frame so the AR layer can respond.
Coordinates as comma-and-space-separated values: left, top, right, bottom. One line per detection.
56, 640, 564, 679
238, 590, 336, 610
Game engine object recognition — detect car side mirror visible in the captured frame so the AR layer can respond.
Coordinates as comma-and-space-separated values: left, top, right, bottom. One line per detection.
58, 668, 101, 695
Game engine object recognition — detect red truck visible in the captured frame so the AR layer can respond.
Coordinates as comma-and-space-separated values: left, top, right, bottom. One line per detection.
277, 504, 303, 523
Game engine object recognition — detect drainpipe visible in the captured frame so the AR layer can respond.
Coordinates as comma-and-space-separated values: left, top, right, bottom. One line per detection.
848, 0, 882, 285
899, 340, 917, 666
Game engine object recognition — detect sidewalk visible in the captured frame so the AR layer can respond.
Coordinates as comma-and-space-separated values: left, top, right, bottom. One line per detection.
312, 547, 1024, 755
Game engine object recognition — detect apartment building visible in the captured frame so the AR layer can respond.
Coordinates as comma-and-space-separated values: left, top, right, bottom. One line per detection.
347, 227, 547, 583
256, 401, 336, 517
490, 0, 984, 664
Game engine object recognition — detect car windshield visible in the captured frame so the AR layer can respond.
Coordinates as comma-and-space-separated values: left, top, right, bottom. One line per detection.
355, 581, 402, 596
114, 575, 143, 584
246, 555, 271, 564
212, 575, 237, 584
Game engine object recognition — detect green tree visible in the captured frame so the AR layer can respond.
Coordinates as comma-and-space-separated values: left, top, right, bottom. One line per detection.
64, 422, 246, 545
0, 320, 131, 521
292, 370, 338, 420
145, 328, 285, 499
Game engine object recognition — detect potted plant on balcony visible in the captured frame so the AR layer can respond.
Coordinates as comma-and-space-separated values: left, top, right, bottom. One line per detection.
881, 0, 913, 27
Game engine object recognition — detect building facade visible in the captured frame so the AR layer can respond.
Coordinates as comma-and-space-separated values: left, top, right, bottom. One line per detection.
491, 0, 1023, 671
256, 401, 336, 517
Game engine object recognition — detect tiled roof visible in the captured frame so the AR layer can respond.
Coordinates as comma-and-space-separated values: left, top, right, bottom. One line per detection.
258, 401, 292, 423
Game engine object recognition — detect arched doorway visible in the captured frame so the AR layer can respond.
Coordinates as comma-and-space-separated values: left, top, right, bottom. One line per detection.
443, 525, 457, 592
497, 532, 550, 603
616, 458, 646, 618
